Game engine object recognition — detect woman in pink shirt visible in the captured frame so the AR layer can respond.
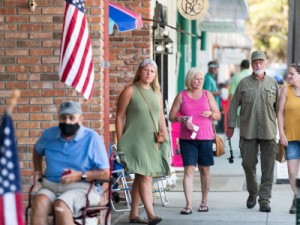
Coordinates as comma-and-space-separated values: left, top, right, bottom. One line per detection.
169, 67, 221, 214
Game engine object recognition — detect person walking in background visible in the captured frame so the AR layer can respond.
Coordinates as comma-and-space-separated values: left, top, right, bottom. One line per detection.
115, 59, 170, 225
169, 67, 221, 215
228, 59, 252, 154
226, 50, 279, 213
203, 60, 222, 110
31, 101, 110, 225
229, 60, 252, 99
277, 63, 300, 214
229, 59, 252, 127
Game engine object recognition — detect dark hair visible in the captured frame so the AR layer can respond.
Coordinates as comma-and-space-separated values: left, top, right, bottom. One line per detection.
290, 63, 300, 73
240, 60, 250, 69
207, 60, 219, 68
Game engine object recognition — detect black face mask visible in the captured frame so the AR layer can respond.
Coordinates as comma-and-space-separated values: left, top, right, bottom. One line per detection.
59, 123, 80, 137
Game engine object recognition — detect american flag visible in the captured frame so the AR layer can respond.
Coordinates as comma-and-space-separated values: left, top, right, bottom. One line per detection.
59, 0, 95, 100
0, 113, 24, 225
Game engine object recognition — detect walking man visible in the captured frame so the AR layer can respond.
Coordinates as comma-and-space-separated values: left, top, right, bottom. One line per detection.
226, 50, 279, 212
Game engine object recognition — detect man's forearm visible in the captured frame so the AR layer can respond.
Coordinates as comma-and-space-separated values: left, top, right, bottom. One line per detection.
86, 169, 110, 182
33, 149, 43, 172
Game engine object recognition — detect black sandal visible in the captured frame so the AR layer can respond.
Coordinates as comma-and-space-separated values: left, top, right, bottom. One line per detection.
180, 207, 193, 214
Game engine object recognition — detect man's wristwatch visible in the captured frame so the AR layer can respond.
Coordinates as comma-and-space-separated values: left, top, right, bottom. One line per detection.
81, 171, 87, 181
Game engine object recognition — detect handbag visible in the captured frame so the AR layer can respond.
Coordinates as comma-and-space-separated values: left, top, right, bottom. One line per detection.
214, 134, 225, 157
155, 131, 165, 144
136, 84, 165, 144
203, 90, 225, 156
275, 142, 286, 163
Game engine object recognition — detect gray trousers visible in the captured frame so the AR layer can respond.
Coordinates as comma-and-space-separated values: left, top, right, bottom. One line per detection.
240, 137, 276, 203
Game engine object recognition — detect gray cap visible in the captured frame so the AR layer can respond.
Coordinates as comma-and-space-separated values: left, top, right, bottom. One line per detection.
58, 101, 82, 115
251, 50, 267, 61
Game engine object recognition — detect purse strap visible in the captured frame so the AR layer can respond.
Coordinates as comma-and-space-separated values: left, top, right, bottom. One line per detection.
204, 90, 217, 138
135, 84, 159, 133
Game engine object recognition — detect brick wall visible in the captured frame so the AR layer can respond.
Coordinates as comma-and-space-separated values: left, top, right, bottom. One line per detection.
0, 0, 105, 208
109, 0, 152, 124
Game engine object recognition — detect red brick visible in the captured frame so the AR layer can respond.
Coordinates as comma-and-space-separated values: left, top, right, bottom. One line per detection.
5, 32, 28, 39
30, 82, 54, 89
29, 32, 53, 39
6, 15, 29, 23
0, 8, 16, 14
18, 57, 41, 64
30, 49, 53, 56
0, 24, 17, 31
18, 24, 41, 31
30, 98, 54, 104
17, 105, 42, 113
6, 49, 29, 56
15, 130, 29, 137
30, 16, 53, 23
6, 82, 29, 89
30, 114, 53, 121
42, 40, 60, 48
17, 121, 41, 129
42, 8, 64, 14
30, 65, 53, 73
42, 90, 65, 96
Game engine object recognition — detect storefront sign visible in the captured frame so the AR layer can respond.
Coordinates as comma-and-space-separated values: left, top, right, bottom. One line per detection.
177, 0, 209, 20
200, 21, 237, 32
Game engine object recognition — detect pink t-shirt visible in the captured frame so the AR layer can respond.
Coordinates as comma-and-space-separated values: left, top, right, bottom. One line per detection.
179, 90, 214, 140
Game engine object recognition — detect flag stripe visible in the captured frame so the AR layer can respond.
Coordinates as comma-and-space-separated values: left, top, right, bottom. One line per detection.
59, 0, 94, 100
70, 19, 89, 87
0, 197, 5, 225
4, 193, 18, 225
0, 113, 24, 225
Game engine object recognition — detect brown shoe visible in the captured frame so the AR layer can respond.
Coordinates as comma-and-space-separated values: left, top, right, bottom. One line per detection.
129, 216, 148, 224
246, 195, 257, 209
148, 215, 162, 225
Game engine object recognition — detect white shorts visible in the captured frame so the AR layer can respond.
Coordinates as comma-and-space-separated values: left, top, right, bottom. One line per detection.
37, 178, 101, 224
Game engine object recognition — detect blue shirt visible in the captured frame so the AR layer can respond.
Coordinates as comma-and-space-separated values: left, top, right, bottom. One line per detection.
35, 125, 110, 183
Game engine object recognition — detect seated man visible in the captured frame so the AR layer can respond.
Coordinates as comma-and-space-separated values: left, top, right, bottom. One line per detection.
31, 101, 110, 225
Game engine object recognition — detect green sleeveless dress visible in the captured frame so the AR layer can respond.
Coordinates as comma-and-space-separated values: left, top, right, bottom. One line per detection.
117, 84, 170, 176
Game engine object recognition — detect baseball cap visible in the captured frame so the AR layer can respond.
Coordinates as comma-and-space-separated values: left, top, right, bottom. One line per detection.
251, 50, 267, 61
58, 101, 82, 115
208, 60, 219, 68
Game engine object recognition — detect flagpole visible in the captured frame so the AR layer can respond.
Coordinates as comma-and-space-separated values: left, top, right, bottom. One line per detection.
7, 89, 21, 115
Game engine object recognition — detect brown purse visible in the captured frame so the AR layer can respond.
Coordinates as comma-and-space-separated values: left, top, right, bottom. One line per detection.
213, 134, 225, 157
155, 131, 165, 144
136, 84, 165, 144
275, 142, 286, 163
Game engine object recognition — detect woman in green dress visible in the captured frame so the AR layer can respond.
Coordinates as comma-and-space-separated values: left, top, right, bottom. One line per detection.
115, 59, 170, 225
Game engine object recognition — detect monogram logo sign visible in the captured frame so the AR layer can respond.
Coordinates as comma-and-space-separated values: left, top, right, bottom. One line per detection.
177, 0, 209, 20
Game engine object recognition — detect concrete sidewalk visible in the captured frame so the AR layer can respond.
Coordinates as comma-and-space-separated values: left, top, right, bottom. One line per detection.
111, 133, 296, 225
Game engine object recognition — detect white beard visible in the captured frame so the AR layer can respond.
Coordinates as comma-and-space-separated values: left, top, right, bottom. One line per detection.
253, 69, 265, 75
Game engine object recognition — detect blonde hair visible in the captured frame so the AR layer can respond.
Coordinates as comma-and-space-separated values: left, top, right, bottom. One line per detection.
132, 59, 160, 92
185, 67, 203, 90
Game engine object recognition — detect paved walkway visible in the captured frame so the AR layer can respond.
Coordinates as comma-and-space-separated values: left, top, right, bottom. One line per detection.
111, 132, 296, 225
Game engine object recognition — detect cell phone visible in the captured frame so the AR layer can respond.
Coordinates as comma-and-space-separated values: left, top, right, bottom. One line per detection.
61, 169, 71, 176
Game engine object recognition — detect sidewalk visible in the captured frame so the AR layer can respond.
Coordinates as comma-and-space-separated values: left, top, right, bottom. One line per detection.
111, 132, 296, 225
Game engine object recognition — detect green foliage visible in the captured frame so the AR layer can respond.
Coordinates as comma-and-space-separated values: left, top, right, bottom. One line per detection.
247, 0, 288, 63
